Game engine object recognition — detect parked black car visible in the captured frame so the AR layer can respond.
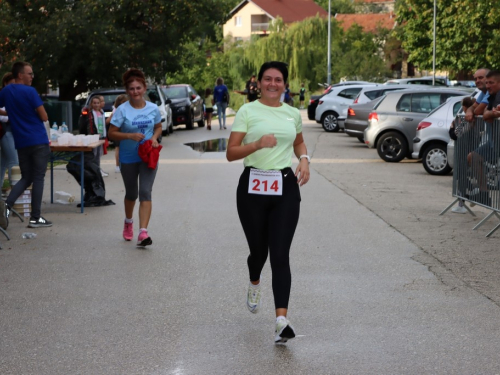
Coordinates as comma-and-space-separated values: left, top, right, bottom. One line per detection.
161, 84, 204, 130
307, 95, 322, 121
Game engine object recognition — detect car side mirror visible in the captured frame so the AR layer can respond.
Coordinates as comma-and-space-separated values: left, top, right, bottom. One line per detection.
156, 100, 161, 106
166, 99, 172, 105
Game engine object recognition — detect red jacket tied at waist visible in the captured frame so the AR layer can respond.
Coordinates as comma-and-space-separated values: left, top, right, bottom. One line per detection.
138, 140, 162, 169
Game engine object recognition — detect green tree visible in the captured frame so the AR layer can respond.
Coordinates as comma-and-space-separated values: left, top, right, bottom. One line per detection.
315, 0, 355, 14
165, 15, 390, 111
0, 0, 235, 100
395, 0, 500, 73
243, 16, 388, 89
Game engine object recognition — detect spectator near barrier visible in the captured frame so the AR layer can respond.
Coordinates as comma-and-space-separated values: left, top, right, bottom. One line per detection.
465, 68, 490, 122
449, 97, 474, 213
467, 70, 500, 206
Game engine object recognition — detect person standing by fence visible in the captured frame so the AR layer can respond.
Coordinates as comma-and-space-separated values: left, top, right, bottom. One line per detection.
467, 70, 500, 207
465, 68, 490, 122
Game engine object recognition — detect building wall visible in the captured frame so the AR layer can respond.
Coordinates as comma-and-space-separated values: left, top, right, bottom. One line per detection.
223, 2, 269, 42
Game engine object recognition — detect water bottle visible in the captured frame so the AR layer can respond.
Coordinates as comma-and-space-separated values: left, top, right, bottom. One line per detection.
52, 122, 58, 131
62, 122, 68, 133
22, 232, 37, 239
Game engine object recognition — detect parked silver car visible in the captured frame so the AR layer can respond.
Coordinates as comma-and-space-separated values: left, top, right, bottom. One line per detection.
147, 85, 173, 135
344, 97, 383, 142
352, 84, 430, 105
412, 96, 466, 175
315, 84, 376, 132
345, 85, 434, 142
384, 77, 449, 86
364, 89, 467, 162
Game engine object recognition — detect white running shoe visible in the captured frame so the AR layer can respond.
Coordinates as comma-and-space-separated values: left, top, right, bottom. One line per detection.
275, 317, 296, 343
115, 166, 121, 173
246, 283, 262, 313
101, 170, 109, 177
451, 205, 467, 214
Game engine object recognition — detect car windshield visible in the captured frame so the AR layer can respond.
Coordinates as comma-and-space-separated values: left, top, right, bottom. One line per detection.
373, 95, 387, 109
162, 86, 187, 99
426, 101, 447, 116
89, 93, 124, 108
89, 92, 149, 109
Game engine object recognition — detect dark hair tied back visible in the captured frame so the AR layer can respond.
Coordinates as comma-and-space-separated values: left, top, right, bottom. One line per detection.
123, 68, 146, 89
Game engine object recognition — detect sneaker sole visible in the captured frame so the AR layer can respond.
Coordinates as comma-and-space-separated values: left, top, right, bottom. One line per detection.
28, 223, 53, 228
137, 237, 152, 247
275, 325, 296, 343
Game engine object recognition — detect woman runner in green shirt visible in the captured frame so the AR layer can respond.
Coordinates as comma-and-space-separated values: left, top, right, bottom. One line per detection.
227, 61, 310, 343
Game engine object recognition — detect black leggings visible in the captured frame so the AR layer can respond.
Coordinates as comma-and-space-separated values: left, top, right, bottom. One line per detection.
236, 167, 301, 309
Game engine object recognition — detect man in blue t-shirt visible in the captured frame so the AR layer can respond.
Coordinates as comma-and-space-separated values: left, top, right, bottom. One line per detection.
0, 62, 52, 228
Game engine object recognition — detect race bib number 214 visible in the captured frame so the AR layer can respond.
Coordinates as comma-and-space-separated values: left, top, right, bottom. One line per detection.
248, 169, 283, 196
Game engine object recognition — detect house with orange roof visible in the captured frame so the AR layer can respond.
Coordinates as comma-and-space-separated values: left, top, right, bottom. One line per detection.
334, 13, 397, 34
223, 0, 328, 43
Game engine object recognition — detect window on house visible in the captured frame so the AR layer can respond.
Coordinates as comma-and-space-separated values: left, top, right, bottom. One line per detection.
235, 16, 242, 27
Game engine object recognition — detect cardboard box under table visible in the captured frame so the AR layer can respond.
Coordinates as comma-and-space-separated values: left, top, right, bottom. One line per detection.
50, 140, 105, 213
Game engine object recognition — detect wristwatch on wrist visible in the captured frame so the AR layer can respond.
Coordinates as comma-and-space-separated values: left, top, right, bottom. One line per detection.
299, 155, 310, 164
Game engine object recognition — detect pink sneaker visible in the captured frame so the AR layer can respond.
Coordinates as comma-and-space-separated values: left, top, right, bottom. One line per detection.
123, 221, 133, 241
137, 230, 152, 247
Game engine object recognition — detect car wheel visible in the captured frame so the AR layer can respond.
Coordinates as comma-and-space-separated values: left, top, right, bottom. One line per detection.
197, 111, 205, 127
162, 129, 168, 136
357, 136, 365, 144
186, 111, 194, 130
422, 143, 452, 175
321, 112, 339, 132
157, 133, 162, 144
376, 131, 408, 162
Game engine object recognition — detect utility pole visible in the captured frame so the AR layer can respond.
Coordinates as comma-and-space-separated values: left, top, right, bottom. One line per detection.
432, 0, 436, 85
327, 0, 331, 85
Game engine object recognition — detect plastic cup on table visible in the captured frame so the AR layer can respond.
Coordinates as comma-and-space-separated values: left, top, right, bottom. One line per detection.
58, 134, 69, 146
75, 135, 83, 146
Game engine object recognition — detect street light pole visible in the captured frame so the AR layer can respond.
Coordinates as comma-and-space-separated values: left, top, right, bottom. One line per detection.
327, 0, 331, 85
432, 0, 436, 85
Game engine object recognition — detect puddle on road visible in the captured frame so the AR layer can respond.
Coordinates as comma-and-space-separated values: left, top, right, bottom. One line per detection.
184, 138, 228, 153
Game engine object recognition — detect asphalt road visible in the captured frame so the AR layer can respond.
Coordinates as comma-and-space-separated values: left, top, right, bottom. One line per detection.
1, 112, 500, 374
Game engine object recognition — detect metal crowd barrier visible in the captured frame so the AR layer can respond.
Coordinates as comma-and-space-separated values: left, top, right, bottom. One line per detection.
440, 115, 500, 237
